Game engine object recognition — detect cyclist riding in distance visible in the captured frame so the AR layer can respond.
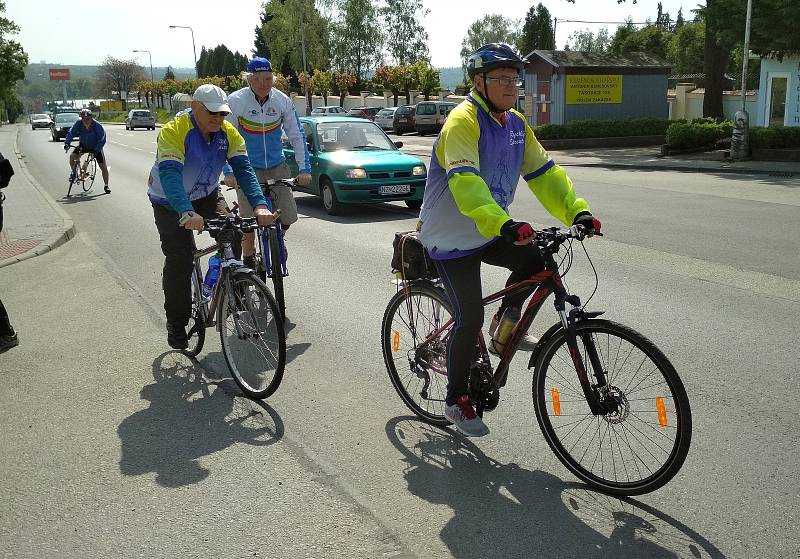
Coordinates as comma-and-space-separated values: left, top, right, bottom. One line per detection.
222, 56, 312, 269
417, 43, 602, 437
64, 108, 111, 194
148, 83, 277, 350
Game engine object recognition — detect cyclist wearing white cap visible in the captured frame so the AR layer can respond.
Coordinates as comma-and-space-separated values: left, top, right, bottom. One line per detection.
148, 83, 278, 349
221, 56, 311, 269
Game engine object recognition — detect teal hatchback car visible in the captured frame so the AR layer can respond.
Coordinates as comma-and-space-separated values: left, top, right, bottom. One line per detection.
282, 116, 427, 215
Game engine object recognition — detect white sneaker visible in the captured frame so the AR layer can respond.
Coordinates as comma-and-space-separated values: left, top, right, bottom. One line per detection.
444, 395, 489, 437
488, 316, 538, 355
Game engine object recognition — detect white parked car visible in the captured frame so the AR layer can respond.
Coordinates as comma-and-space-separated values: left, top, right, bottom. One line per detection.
310, 106, 347, 116
374, 107, 398, 131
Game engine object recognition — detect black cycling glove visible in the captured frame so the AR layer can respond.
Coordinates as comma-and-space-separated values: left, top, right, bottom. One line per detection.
572, 212, 602, 234
500, 219, 535, 244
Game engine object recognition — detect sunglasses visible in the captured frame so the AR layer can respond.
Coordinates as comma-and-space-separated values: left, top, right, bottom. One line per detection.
205, 109, 229, 117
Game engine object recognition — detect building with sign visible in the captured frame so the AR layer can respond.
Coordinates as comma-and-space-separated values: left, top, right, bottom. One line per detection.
523, 50, 671, 126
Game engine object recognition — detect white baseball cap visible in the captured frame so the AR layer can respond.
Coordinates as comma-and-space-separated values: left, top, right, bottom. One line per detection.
192, 84, 230, 113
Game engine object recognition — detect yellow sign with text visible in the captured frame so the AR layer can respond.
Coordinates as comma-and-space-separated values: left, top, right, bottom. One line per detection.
566, 75, 622, 104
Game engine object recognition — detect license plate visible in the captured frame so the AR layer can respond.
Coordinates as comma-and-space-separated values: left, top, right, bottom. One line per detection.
379, 184, 411, 195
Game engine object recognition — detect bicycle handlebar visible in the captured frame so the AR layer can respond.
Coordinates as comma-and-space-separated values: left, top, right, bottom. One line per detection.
203, 214, 261, 235
535, 225, 603, 252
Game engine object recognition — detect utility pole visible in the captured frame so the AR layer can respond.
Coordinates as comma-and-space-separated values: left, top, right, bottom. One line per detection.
169, 25, 198, 78
731, 0, 753, 160
300, 2, 311, 115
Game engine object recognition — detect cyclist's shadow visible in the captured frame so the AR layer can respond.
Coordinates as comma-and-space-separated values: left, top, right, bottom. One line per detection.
386, 417, 724, 559
117, 351, 284, 488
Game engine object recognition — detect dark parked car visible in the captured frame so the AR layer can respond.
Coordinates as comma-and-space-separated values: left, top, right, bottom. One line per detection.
50, 112, 80, 141
346, 106, 380, 121
392, 105, 416, 135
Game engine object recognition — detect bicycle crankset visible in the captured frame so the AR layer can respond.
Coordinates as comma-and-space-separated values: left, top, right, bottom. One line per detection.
469, 363, 500, 413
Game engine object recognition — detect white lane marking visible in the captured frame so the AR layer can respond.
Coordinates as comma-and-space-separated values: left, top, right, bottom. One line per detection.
111, 141, 129, 147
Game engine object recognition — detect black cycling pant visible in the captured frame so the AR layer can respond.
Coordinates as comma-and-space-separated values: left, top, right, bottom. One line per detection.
434, 239, 546, 404
152, 190, 232, 327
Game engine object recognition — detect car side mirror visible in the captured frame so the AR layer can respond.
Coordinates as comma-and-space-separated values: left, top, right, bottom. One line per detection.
393, 141, 403, 149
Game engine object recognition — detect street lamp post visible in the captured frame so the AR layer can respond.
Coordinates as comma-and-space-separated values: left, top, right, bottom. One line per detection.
133, 49, 154, 82
169, 25, 198, 78
731, 0, 753, 160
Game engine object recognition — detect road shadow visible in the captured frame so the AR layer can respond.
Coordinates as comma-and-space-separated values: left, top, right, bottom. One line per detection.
117, 351, 284, 488
60, 191, 106, 203
385, 417, 725, 559
295, 194, 419, 224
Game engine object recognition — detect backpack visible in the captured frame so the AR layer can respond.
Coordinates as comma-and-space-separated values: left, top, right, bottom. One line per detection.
0, 151, 14, 189
391, 231, 438, 281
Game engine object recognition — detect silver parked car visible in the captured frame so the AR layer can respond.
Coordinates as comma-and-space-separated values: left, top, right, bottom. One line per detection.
30, 113, 52, 130
374, 107, 398, 131
125, 109, 156, 130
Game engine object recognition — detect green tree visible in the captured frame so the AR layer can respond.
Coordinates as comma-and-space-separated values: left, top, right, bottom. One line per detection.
262, 0, 329, 76
333, 71, 356, 107
0, 0, 27, 121
329, 0, 383, 83
518, 3, 554, 55
614, 25, 670, 59
412, 61, 440, 100
96, 56, 145, 109
163, 66, 176, 80
674, 7, 685, 30
566, 27, 610, 52
310, 68, 333, 104
666, 21, 704, 76
252, 10, 272, 59
381, 0, 429, 65
459, 14, 521, 82
609, 18, 636, 53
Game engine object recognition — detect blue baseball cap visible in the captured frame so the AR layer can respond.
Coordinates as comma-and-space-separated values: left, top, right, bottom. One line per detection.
247, 57, 273, 73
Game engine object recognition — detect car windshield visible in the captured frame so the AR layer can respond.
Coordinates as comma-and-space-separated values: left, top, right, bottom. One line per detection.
316, 121, 395, 152
56, 114, 79, 124
377, 109, 394, 116
133, 111, 151, 117
33, 114, 49, 119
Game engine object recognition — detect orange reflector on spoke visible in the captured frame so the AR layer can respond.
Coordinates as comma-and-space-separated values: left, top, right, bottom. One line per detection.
552, 387, 561, 416
393, 331, 400, 352
656, 397, 668, 427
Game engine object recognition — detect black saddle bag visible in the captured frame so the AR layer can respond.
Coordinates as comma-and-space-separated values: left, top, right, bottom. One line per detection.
391, 231, 438, 280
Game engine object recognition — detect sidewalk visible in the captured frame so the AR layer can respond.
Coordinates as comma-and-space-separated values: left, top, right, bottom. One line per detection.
0, 125, 74, 268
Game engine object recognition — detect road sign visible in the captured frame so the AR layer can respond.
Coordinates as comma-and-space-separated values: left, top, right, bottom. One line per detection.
49, 68, 70, 81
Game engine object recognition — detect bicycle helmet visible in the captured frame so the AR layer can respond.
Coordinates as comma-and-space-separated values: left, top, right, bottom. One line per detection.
467, 43, 525, 78
79, 108, 93, 117
247, 57, 273, 73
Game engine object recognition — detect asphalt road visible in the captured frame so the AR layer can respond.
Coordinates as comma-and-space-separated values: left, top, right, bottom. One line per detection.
10, 124, 800, 558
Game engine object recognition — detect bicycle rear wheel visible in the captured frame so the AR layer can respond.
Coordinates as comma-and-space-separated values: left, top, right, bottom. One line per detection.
532, 319, 692, 496
381, 283, 451, 425
218, 271, 285, 399
183, 274, 207, 357
267, 227, 286, 322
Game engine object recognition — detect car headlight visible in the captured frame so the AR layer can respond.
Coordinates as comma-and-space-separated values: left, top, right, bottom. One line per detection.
412, 165, 426, 176
345, 168, 368, 179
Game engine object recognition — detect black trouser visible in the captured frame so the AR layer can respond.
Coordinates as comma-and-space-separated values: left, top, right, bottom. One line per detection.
434, 239, 546, 404
152, 190, 230, 327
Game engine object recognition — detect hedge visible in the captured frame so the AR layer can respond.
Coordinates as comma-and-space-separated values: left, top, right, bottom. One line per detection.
533, 118, 672, 140
664, 119, 733, 149
749, 126, 800, 149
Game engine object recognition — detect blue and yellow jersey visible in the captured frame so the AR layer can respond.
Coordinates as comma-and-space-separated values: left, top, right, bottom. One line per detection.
147, 109, 266, 214
419, 91, 590, 259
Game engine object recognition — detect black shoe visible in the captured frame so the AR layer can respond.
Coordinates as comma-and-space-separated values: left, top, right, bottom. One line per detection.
104, 186, 111, 194
0, 331, 18, 354
166, 323, 188, 349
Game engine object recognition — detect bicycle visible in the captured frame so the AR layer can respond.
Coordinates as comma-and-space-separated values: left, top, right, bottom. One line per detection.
184, 213, 286, 399
66, 145, 96, 197
381, 225, 692, 496
224, 178, 291, 322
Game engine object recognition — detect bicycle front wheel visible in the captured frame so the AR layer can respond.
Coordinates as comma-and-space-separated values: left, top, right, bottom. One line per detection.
532, 319, 692, 496
218, 271, 286, 399
381, 283, 452, 425
81, 154, 96, 192
267, 227, 286, 322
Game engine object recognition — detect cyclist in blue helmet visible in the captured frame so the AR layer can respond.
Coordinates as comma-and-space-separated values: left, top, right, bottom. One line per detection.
418, 43, 602, 437
222, 56, 312, 269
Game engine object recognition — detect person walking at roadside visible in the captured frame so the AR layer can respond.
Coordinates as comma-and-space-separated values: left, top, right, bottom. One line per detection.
64, 108, 111, 194
0, 150, 18, 353
221, 57, 312, 268
148, 84, 277, 349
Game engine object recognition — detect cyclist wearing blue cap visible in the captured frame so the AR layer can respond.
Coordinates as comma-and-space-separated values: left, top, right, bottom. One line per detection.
222, 56, 312, 268
418, 43, 602, 437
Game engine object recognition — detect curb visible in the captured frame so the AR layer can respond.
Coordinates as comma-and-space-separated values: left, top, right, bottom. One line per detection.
0, 126, 76, 269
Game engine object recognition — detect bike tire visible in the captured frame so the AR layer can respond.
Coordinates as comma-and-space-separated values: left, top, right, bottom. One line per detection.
218, 271, 285, 399
183, 276, 207, 357
532, 319, 692, 496
82, 155, 96, 192
381, 282, 452, 425
267, 227, 286, 322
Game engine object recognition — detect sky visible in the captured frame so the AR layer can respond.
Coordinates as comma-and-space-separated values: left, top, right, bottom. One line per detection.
8, 0, 694, 70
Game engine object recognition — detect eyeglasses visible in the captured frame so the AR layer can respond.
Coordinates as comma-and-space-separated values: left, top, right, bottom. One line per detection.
205, 108, 229, 117
484, 76, 523, 87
